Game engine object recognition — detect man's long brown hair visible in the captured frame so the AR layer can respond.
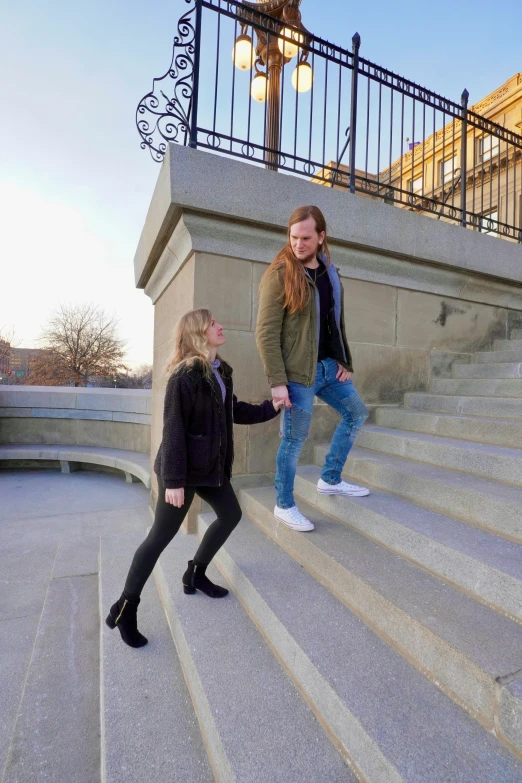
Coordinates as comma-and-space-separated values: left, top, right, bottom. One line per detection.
262, 205, 331, 314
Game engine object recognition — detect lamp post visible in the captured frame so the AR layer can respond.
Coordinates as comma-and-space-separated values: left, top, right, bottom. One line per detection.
232, 0, 311, 171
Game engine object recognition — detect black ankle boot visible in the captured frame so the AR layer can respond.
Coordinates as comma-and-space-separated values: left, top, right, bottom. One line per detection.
182, 560, 228, 598
106, 593, 148, 648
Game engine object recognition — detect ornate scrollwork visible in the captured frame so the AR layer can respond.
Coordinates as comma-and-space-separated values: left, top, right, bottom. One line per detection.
136, 0, 197, 161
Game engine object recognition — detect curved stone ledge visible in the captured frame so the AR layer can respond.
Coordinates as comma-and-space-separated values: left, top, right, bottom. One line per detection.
0, 386, 152, 454
0, 407, 151, 425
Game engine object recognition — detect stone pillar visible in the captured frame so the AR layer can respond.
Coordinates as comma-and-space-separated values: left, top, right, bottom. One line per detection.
135, 143, 522, 531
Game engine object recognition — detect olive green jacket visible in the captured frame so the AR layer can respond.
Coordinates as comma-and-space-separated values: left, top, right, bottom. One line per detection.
255, 257, 353, 388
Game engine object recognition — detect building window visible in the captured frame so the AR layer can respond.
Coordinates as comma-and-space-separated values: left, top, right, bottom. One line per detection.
408, 175, 423, 194
440, 155, 459, 185
478, 136, 500, 163
479, 210, 499, 237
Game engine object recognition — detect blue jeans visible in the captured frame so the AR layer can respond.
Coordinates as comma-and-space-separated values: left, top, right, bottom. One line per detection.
275, 358, 368, 509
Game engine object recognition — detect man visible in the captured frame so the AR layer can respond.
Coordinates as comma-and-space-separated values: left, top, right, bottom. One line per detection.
256, 205, 369, 532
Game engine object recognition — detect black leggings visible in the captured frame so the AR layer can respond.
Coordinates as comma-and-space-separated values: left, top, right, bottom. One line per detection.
124, 477, 242, 597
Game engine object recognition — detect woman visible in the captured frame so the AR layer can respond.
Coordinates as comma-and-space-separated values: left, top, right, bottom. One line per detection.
256, 205, 369, 533
106, 309, 281, 648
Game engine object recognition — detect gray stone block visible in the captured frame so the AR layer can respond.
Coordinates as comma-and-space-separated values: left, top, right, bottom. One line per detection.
154, 532, 354, 782
76, 389, 150, 414
375, 407, 522, 450
357, 425, 522, 487
0, 407, 32, 418
112, 411, 152, 425
0, 387, 77, 409
453, 362, 522, 378
500, 678, 522, 753
3, 575, 101, 783
495, 339, 522, 352
511, 330, 522, 341
212, 498, 522, 777
430, 350, 473, 378
0, 614, 41, 774
406, 392, 522, 419
476, 348, 522, 363
316, 444, 522, 541
52, 535, 100, 579
32, 407, 113, 420
431, 378, 522, 398
100, 533, 212, 783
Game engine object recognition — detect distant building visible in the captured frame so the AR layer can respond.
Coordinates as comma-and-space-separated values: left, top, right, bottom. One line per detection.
7, 348, 45, 383
0, 339, 10, 375
317, 73, 522, 239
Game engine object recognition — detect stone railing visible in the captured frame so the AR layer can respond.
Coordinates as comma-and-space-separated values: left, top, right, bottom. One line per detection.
0, 386, 151, 454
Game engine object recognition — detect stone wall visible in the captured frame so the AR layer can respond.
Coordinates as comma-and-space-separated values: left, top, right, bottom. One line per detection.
0, 387, 151, 453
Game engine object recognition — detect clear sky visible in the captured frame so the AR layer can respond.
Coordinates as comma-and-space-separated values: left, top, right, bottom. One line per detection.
1, 0, 520, 366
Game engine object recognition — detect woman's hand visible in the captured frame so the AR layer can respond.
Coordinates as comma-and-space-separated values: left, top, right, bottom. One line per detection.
272, 384, 292, 409
336, 364, 352, 383
165, 488, 185, 508
272, 398, 286, 412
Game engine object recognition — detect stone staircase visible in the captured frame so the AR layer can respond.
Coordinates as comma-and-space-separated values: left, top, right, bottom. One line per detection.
129, 330, 522, 781
5, 332, 522, 782
191, 329, 522, 778
125, 328, 522, 781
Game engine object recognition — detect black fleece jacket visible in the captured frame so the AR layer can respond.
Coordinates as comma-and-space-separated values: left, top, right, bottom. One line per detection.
154, 361, 278, 489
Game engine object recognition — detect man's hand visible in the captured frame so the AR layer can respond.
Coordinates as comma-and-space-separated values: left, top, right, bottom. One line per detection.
336, 364, 352, 383
166, 488, 185, 508
271, 384, 292, 408
272, 398, 285, 412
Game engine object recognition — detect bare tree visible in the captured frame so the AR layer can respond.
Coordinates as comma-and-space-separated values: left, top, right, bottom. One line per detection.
119, 364, 153, 389
28, 304, 128, 387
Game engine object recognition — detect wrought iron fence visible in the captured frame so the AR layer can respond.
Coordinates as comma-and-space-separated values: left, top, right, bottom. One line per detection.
136, 0, 522, 243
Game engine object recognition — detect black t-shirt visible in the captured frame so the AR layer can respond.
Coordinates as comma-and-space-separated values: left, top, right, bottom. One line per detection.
305, 260, 332, 361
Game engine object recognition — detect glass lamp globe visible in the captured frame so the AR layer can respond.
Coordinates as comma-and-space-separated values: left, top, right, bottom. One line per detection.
233, 34, 255, 70
291, 61, 313, 93
251, 73, 268, 103
278, 27, 303, 59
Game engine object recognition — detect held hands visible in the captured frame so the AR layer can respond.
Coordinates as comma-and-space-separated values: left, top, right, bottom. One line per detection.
336, 364, 352, 383
272, 385, 292, 409
165, 487, 185, 508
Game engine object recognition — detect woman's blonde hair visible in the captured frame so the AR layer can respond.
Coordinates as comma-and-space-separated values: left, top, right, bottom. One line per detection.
166, 308, 221, 378
262, 205, 331, 314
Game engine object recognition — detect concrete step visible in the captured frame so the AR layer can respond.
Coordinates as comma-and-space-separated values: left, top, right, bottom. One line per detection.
315, 444, 522, 541
0, 527, 59, 774
100, 533, 213, 783
431, 378, 522, 398
406, 391, 522, 419
453, 362, 522, 378
495, 339, 522, 352
154, 529, 354, 782
357, 425, 522, 488
375, 407, 522, 450
293, 464, 522, 621
2, 537, 101, 783
475, 348, 522, 364
237, 489, 522, 766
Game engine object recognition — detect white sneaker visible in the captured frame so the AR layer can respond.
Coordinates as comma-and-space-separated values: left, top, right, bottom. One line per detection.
317, 478, 370, 497
274, 505, 315, 532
